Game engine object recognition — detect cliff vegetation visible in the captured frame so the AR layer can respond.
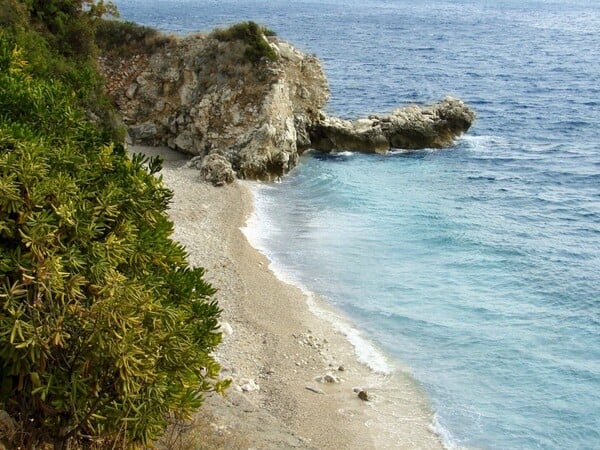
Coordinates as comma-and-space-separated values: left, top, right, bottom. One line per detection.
211, 21, 278, 63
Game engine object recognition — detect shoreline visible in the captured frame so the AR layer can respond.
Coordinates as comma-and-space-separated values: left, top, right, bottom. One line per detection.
134, 145, 443, 449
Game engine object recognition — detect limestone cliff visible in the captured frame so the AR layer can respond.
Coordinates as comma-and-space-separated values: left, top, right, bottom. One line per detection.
100, 33, 329, 181
99, 27, 475, 183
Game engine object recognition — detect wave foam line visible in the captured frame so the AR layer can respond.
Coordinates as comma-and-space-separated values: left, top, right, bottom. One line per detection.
241, 181, 392, 375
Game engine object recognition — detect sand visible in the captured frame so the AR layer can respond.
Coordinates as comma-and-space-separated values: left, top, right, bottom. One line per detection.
134, 145, 443, 449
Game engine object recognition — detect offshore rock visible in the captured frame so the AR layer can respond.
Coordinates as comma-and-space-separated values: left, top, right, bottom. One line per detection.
99, 33, 329, 181
310, 97, 476, 153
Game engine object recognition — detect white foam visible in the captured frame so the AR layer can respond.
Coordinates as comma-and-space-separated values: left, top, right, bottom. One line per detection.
388, 148, 412, 155
240, 182, 278, 252
388, 147, 439, 155
458, 134, 507, 150
305, 292, 393, 374
240, 181, 393, 375
430, 413, 466, 450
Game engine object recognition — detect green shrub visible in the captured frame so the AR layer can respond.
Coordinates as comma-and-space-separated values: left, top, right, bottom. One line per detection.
0, 34, 227, 449
95, 19, 173, 56
0, 0, 123, 142
0, 0, 27, 29
211, 21, 278, 63
25, 0, 118, 58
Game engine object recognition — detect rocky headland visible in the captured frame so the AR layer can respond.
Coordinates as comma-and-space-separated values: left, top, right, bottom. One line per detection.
99, 25, 475, 184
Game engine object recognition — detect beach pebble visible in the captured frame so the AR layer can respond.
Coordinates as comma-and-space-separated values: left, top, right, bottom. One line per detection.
357, 390, 369, 401
324, 373, 339, 383
210, 422, 228, 435
218, 321, 233, 336
338, 365, 345, 372
315, 372, 341, 384
240, 378, 260, 392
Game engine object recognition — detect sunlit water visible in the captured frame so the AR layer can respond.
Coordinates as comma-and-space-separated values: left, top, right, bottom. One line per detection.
116, 1, 600, 448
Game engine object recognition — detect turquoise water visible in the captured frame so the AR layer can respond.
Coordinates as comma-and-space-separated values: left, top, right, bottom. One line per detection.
116, 1, 600, 448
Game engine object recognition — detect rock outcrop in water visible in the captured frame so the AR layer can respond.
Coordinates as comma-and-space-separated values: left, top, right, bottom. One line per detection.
99, 27, 475, 184
311, 97, 476, 154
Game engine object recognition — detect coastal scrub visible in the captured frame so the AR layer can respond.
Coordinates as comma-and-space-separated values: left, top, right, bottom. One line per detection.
0, 7, 226, 448
211, 21, 278, 63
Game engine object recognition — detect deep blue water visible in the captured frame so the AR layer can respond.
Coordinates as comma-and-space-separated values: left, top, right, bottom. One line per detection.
115, 1, 600, 448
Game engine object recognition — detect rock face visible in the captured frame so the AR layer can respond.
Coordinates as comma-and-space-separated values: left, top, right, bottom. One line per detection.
99, 30, 475, 182
100, 33, 329, 182
310, 96, 476, 154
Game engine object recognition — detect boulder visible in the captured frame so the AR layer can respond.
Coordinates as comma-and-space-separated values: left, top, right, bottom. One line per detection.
199, 153, 236, 186
128, 121, 158, 143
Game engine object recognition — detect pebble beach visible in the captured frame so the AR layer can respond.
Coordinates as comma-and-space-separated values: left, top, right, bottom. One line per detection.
134, 145, 442, 449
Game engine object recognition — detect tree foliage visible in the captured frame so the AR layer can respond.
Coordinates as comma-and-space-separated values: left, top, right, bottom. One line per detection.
0, 31, 227, 449
0, 0, 123, 142
25, 0, 118, 57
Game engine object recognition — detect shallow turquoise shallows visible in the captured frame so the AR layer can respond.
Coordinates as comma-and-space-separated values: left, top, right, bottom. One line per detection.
116, 1, 600, 448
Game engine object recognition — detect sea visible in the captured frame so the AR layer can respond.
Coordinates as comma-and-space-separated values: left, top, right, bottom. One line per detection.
114, 1, 600, 448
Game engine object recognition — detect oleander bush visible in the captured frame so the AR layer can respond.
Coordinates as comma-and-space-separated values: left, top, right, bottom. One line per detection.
0, 26, 226, 450
211, 21, 278, 63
